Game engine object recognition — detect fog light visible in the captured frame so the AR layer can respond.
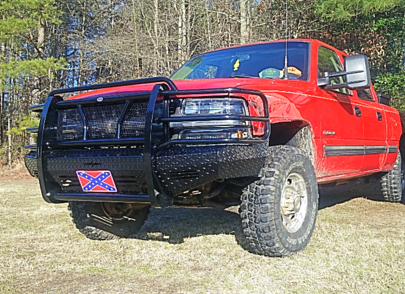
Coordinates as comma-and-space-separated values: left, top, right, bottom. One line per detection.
179, 129, 249, 140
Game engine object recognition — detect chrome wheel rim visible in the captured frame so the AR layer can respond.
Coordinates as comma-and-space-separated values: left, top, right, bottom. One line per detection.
280, 173, 308, 233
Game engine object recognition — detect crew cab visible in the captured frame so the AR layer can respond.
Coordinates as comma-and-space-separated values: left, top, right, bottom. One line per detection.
25, 39, 404, 257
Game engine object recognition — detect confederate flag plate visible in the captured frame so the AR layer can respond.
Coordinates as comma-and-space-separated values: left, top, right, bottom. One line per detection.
76, 170, 117, 193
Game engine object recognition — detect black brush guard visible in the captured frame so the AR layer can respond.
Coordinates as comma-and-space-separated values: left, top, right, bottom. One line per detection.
25, 77, 270, 207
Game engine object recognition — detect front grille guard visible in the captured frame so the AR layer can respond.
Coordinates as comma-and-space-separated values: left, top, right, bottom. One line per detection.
26, 77, 270, 206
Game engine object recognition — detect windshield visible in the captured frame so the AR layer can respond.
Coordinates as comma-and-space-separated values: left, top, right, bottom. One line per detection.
171, 41, 309, 81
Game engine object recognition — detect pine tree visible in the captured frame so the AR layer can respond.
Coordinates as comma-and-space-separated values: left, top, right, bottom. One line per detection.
0, 0, 65, 167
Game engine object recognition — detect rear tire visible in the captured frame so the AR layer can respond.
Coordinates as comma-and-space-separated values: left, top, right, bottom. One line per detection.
68, 202, 150, 240
380, 149, 404, 202
239, 146, 319, 257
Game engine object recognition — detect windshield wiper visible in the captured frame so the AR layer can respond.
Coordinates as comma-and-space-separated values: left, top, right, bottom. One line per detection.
229, 74, 259, 79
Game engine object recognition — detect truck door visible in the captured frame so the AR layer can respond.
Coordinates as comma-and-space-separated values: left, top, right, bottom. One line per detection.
354, 88, 387, 171
316, 46, 364, 177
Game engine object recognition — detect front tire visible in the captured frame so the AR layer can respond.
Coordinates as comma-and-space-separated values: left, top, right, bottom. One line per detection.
239, 146, 319, 257
380, 149, 404, 202
68, 202, 150, 240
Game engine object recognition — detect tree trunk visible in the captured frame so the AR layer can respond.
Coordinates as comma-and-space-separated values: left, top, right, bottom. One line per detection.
131, 0, 141, 78
177, 0, 187, 63
240, 0, 248, 44
7, 116, 11, 168
32, 19, 45, 105
153, 0, 159, 75
38, 19, 45, 55
183, 0, 188, 59
0, 88, 3, 145
205, 3, 212, 50
0, 30, 5, 145
78, 12, 86, 86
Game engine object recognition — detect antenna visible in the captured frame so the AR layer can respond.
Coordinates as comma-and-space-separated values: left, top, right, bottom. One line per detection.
283, 0, 289, 80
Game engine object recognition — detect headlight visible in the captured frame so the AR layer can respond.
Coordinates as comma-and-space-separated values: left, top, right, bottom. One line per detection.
182, 98, 247, 115
58, 109, 84, 140
170, 98, 249, 128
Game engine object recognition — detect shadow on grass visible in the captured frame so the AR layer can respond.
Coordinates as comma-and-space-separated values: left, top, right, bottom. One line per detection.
133, 206, 242, 244
318, 176, 404, 209
132, 177, 404, 245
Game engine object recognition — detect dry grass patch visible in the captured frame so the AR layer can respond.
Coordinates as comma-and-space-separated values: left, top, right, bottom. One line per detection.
0, 178, 404, 293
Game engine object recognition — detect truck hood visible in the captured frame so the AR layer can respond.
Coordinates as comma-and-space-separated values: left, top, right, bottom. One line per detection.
66, 78, 314, 100
65, 78, 313, 130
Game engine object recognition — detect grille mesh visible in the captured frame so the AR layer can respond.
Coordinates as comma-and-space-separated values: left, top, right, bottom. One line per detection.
83, 103, 125, 139
121, 102, 148, 138
57, 102, 148, 141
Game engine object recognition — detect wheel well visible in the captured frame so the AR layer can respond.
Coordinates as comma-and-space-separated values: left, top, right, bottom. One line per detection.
398, 134, 405, 164
399, 134, 405, 152
269, 121, 315, 163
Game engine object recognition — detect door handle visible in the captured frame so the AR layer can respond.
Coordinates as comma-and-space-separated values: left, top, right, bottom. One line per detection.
354, 107, 362, 117
376, 112, 383, 121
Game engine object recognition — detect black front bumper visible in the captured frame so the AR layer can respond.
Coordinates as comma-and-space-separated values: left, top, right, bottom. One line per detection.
25, 77, 270, 207
25, 142, 268, 204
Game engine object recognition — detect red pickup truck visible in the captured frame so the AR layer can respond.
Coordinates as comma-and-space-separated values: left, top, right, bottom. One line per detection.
25, 39, 404, 257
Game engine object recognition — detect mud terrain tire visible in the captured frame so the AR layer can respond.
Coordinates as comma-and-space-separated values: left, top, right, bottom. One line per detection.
239, 146, 318, 257
380, 149, 404, 202
68, 202, 150, 240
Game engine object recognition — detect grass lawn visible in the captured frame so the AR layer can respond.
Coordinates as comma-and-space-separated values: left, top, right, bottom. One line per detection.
0, 178, 404, 293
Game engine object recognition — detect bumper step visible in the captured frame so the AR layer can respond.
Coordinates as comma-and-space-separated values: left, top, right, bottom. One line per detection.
54, 192, 150, 203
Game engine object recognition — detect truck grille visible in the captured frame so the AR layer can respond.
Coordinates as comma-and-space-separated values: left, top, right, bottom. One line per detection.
83, 103, 124, 139
57, 102, 148, 141
121, 103, 148, 138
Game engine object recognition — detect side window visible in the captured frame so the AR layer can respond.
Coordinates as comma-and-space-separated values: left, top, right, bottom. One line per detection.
318, 46, 350, 95
357, 89, 374, 101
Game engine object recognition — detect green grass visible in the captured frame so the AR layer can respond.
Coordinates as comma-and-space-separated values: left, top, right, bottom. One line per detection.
0, 178, 404, 293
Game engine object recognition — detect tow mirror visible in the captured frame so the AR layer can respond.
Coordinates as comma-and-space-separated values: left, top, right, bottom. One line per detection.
317, 54, 371, 91
345, 54, 371, 90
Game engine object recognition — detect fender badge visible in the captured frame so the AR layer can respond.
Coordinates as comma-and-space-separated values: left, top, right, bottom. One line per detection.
323, 130, 336, 135
97, 97, 104, 102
